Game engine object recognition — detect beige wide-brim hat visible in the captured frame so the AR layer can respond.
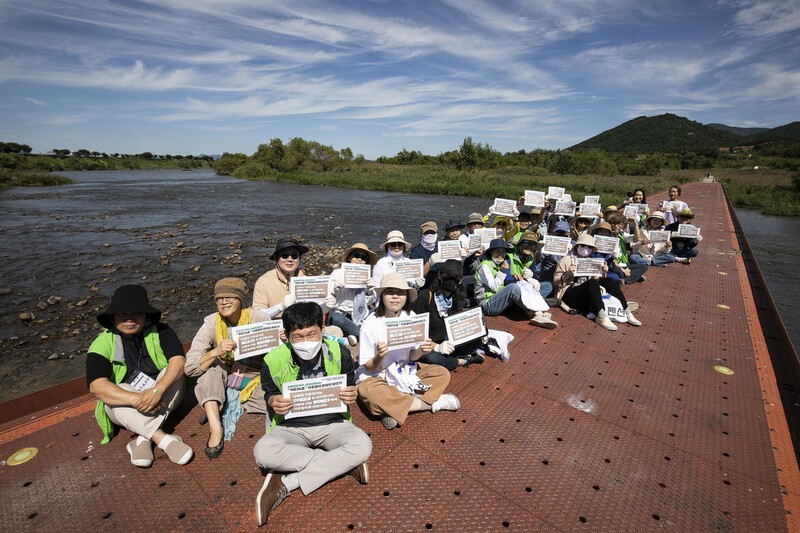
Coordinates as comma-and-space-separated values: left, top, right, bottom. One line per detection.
573, 233, 597, 251
588, 221, 613, 236
342, 243, 378, 266
380, 230, 412, 252
645, 211, 666, 224
374, 272, 417, 302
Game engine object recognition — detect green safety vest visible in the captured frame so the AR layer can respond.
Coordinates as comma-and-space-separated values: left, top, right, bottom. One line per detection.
474, 259, 505, 305
88, 326, 168, 444
510, 252, 535, 277
263, 339, 351, 433
617, 234, 629, 263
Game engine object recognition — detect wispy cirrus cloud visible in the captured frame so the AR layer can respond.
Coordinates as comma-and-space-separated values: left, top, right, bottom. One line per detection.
23, 97, 48, 107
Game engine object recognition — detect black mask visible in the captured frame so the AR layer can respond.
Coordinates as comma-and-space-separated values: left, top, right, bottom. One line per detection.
441, 278, 460, 293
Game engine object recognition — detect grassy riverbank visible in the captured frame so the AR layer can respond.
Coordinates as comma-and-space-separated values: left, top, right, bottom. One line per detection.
0, 170, 74, 188
233, 162, 800, 216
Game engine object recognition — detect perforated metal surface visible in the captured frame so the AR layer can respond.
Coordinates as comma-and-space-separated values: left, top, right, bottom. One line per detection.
1, 182, 798, 531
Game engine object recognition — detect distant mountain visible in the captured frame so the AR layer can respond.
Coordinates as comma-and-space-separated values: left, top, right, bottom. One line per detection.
744, 122, 800, 144
569, 114, 743, 152
706, 123, 768, 137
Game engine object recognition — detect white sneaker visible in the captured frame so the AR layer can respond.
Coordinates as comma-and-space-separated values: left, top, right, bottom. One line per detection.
431, 393, 461, 413
127, 436, 153, 468
596, 316, 618, 331
531, 314, 558, 329
626, 313, 642, 326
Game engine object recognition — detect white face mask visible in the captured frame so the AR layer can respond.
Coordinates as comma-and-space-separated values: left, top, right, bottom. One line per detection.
292, 339, 322, 361
576, 245, 592, 258
422, 233, 437, 245
388, 249, 405, 260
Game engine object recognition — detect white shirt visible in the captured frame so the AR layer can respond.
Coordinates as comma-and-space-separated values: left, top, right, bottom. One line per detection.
355, 311, 419, 384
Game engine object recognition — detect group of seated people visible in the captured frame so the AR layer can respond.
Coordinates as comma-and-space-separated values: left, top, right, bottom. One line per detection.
85, 184, 702, 525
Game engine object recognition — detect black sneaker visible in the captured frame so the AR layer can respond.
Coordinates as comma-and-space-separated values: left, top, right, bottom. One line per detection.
482, 337, 502, 358
467, 352, 485, 365
545, 297, 561, 307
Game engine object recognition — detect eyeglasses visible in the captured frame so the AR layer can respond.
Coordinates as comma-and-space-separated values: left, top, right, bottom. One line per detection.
350, 252, 370, 261
215, 297, 236, 305
520, 240, 536, 246
279, 252, 300, 260
387, 242, 405, 249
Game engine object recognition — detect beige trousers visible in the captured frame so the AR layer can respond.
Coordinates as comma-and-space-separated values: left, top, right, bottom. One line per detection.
105, 368, 185, 440
357, 363, 450, 425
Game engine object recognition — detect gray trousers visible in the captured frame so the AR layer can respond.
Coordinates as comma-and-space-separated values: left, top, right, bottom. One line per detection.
253, 421, 372, 495
105, 368, 185, 440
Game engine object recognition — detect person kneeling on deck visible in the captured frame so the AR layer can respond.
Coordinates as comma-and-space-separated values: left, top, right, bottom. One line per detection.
85, 285, 193, 468
475, 239, 558, 329
253, 302, 371, 527
185, 278, 270, 460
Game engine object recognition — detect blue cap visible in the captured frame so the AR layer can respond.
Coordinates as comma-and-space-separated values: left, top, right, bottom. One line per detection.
553, 221, 570, 233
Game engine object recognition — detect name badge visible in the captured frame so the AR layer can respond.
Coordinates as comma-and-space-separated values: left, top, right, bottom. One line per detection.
129, 370, 157, 392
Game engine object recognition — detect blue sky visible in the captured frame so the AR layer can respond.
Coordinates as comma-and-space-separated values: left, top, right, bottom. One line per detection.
1, 0, 798, 159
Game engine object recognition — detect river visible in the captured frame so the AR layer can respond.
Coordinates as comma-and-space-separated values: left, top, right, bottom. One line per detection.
0, 169, 797, 400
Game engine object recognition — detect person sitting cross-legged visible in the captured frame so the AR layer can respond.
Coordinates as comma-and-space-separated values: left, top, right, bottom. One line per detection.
253, 302, 372, 527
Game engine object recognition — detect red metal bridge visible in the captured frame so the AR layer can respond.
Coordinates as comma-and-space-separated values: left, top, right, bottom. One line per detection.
2, 182, 798, 531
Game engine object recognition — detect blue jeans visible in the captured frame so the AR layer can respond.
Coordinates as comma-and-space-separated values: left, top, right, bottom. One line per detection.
538, 281, 553, 299
482, 283, 526, 316
327, 311, 361, 338
652, 253, 676, 266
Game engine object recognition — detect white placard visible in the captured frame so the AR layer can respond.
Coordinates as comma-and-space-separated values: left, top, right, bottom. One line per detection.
290, 276, 331, 303
584, 195, 600, 204
394, 258, 424, 280
678, 224, 701, 238
385, 313, 429, 350
623, 205, 638, 218
282, 374, 347, 420
661, 201, 677, 211
231, 321, 282, 361
468, 233, 482, 253
579, 203, 602, 217
633, 203, 648, 216
542, 235, 572, 256
553, 201, 576, 217
493, 198, 517, 217
524, 190, 546, 207
593, 235, 618, 255
438, 240, 462, 261
477, 228, 497, 248
562, 193, 573, 203
341, 263, 371, 288
547, 186, 565, 200
574, 258, 605, 277
649, 230, 670, 243
444, 307, 486, 346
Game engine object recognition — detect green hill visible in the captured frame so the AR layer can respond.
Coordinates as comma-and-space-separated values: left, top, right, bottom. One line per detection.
744, 122, 800, 144
569, 114, 743, 152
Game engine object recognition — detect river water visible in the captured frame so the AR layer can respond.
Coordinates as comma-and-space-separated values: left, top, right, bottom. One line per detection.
0, 169, 797, 400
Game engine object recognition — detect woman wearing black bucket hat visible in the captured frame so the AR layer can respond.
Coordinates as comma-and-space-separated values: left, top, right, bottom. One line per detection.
252, 237, 309, 317
85, 285, 193, 467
